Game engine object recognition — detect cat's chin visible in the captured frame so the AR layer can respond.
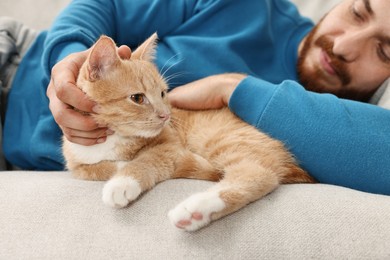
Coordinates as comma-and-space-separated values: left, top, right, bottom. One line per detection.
122, 128, 163, 139
136, 130, 162, 138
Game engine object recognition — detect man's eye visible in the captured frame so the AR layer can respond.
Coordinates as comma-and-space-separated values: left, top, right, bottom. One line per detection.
352, 9, 364, 21
377, 44, 390, 64
130, 94, 146, 104
349, 1, 364, 22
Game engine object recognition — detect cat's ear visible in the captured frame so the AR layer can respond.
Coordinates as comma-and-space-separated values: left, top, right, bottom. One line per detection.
132, 33, 158, 62
87, 35, 120, 81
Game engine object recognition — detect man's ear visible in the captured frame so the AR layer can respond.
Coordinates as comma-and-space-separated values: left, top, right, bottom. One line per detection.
87, 35, 120, 81
132, 33, 158, 62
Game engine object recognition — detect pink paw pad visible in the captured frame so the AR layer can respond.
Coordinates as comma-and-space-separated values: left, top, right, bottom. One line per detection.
175, 212, 204, 229
191, 212, 203, 221
176, 220, 191, 229
168, 191, 225, 231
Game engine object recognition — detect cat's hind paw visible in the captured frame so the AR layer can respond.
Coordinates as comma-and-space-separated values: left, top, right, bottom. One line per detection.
102, 176, 141, 208
168, 191, 225, 231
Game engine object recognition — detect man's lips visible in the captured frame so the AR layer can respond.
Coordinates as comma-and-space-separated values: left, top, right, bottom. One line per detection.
320, 49, 336, 76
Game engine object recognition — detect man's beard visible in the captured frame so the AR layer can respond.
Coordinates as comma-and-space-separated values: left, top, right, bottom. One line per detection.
296, 21, 370, 101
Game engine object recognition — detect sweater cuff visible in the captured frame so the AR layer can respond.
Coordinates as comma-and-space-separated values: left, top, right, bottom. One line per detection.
228, 76, 279, 127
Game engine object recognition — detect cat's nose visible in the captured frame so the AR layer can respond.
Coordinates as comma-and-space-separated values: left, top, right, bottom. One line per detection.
159, 113, 170, 122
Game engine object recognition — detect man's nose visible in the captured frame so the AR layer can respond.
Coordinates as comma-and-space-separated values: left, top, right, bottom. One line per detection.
332, 31, 364, 62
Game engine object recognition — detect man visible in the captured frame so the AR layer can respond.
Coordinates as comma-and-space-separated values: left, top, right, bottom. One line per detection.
2, 0, 390, 195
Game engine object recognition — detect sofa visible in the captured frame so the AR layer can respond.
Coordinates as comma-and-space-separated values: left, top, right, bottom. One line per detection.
1, 0, 390, 259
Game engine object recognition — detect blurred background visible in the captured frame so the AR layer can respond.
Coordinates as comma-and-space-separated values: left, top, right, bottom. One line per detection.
0, 0, 341, 31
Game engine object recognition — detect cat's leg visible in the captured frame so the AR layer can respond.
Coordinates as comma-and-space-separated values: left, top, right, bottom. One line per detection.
71, 161, 117, 181
173, 151, 222, 181
168, 159, 280, 231
102, 148, 176, 208
103, 148, 223, 208
102, 163, 142, 208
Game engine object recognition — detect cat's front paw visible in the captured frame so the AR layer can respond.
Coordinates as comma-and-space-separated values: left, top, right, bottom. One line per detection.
168, 191, 225, 231
102, 176, 142, 208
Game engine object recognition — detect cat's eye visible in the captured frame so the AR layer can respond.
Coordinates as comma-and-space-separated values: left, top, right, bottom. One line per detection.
130, 94, 146, 104
161, 91, 166, 98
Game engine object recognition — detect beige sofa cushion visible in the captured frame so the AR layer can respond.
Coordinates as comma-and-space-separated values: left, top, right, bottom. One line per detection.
1, 171, 389, 259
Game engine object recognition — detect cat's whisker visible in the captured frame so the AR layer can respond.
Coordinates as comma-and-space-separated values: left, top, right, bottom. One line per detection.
164, 71, 189, 86
160, 53, 181, 77
169, 117, 191, 132
160, 55, 184, 81
159, 54, 192, 87
164, 72, 180, 82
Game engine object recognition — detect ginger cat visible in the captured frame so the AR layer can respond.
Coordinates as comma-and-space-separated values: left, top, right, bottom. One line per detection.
62, 34, 315, 231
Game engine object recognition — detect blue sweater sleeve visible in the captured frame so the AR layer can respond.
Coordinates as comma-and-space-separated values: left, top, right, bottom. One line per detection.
42, 0, 198, 77
229, 76, 390, 195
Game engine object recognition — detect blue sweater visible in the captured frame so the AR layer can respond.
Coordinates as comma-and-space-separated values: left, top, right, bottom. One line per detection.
4, 0, 390, 195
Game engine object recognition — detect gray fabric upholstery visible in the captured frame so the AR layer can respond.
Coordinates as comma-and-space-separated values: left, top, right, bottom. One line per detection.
1, 171, 390, 259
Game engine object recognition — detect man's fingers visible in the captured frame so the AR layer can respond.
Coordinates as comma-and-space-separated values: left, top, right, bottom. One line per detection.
50, 51, 96, 113
62, 132, 107, 146
168, 80, 222, 110
169, 73, 246, 110
118, 45, 132, 60
47, 46, 132, 146
61, 126, 113, 146
55, 106, 101, 131
55, 80, 96, 113
48, 85, 100, 129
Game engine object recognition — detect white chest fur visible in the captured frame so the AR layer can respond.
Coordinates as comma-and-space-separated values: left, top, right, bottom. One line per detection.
66, 134, 122, 164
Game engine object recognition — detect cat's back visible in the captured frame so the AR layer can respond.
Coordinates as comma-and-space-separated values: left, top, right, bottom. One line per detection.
171, 107, 280, 151
172, 107, 244, 137
170, 107, 312, 184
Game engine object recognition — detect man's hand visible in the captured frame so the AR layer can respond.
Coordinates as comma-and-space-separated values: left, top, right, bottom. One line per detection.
168, 73, 246, 110
46, 45, 131, 145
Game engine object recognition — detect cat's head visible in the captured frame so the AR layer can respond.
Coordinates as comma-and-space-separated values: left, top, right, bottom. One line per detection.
77, 34, 171, 138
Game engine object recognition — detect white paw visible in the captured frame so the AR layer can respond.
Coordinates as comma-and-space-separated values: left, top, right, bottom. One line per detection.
168, 191, 225, 231
102, 176, 141, 208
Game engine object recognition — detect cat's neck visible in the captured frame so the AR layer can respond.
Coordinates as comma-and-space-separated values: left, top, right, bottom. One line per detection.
110, 132, 152, 151
110, 129, 172, 161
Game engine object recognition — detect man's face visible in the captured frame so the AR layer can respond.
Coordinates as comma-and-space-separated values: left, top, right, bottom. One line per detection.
297, 0, 390, 101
